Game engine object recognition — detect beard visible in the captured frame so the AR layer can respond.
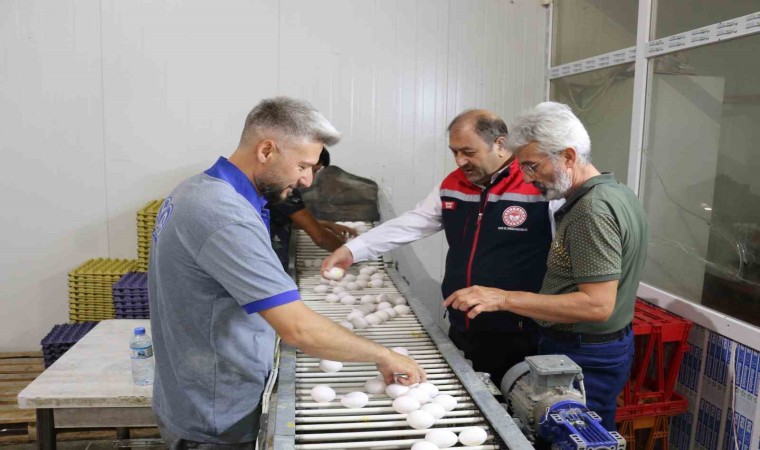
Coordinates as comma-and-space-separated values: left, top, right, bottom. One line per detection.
256, 178, 292, 205
536, 165, 573, 200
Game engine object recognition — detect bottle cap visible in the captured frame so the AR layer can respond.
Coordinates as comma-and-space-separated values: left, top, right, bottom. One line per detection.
134, 327, 146, 335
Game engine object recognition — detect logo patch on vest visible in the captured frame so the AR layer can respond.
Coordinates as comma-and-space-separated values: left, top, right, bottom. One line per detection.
442, 200, 457, 210
502, 206, 527, 227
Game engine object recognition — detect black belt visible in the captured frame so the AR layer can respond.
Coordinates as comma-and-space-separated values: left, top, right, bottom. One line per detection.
542, 324, 631, 344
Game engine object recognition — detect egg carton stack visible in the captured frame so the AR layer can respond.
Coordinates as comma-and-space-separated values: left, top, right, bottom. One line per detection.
68, 258, 138, 323
268, 224, 529, 450
136, 199, 163, 272
40, 322, 97, 368
112, 272, 150, 319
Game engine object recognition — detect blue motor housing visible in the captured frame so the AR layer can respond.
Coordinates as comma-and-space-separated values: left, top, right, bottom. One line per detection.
538, 400, 626, 450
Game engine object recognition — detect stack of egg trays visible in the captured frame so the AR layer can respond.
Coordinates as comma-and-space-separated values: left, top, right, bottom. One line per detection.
40, 322, 97, 368
136, 199, 163, 272
112, 272, 150, 319
68, 258, 138, 322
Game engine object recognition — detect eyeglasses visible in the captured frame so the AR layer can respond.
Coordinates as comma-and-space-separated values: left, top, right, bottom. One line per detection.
518, 156, 551, 176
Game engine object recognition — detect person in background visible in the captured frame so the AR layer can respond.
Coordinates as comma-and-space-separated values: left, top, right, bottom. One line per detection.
149, 96, 425, 449
268, 147, 358, 270
322, 109, 558, 386
444, 101, 648, 431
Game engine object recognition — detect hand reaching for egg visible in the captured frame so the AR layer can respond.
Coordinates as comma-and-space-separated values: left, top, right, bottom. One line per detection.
376, 349, 426, 385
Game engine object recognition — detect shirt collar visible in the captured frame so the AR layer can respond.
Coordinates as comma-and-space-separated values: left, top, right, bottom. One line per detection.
557, 172, 619, 215
473, 159, 513, 189
204, 156, 268, 214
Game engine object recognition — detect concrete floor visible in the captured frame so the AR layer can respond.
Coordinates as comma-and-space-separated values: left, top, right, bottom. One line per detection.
2, 440, 167, 450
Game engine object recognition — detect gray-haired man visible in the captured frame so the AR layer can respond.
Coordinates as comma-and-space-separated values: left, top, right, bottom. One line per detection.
149, 97, 425, 448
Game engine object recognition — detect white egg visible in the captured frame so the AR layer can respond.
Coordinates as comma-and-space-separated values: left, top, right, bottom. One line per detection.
375, 310, 391, 321
406, 410, 435, 429
392, 295, 408, 305
370, 279, 385, 288
407, 387, 431, 405
329, 280, 339, 286
338, 321, 354, 330
432, 394, 457, 411
324, 293, 340, 303
382, 307, 398, 318
364, 378, 387, 394
365, 313, 383, 325
458, 427, 487, 446
332, 286, 346, 294
337, 280, 349, 287
312, 258, 323, 267
357, 280, 369, 288
343, 274, 357, 282
319, 359, 343, 373
411, 442, 439, 450
336, 291, 349, 299
394, 305, 411, 315
320, 277, 331, 285
347, 310, 365, 321
385, 383, 410, 399
340, 391, 369, 409
418, 382, 439, 398
370, 273, 385, 280
420, 402, 446, 419
310, 385, 336, 403
346, 282, 362, 290
359, 266, 374, 275
425, 429, 458, 448
357, 274, 371, 282
350, 317, 369, 329
313, 285, 329, 293
392, 395, 420, 413
391, 347, 409, 356
377, 301, 393, 310
340, 295, 357, 305
376, 294, 390, 302
360, 295, 375, 304
356, 304, 376, 315
323, 267, 345, 280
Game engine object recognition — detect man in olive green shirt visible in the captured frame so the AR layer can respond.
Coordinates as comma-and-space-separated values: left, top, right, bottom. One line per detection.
444, 101, 648, 431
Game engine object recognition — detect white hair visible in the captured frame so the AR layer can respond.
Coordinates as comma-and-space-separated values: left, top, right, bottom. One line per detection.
507, 102, 591, 164
241, 96, 341, 146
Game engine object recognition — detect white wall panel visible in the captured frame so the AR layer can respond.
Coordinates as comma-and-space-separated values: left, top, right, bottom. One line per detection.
0, 0, 548, 350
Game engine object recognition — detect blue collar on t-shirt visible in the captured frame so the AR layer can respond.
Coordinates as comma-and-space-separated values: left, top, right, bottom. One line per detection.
204, 156, 270, 230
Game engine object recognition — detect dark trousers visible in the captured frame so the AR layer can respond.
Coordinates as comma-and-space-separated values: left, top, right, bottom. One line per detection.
156, 416, 255, 450
538, 326, 634, 431
448, 327, 538, 386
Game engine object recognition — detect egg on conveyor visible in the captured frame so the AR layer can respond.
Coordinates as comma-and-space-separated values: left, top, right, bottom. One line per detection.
382, 307, 398, 318
406, 387, 431, 405
392, 395, 421, 414
369, 279, 384, 288
411, 442, 439, 450
332, 286, 346, 294
375, 310, 391, 321
364, 378, 387, 394
318, 359, 343, 373
418, 382, 439, 398
406, 409, 435, 429
338, 321, 354, 330
394, 305, 411, 315
313, 285, 329, 293
343, 274, 357, 282
392, 295, 408, 305
350, 317, 369, 329
370, 273, 386, 280
458, 427, 488, 446
360, 295, 375, 304
320, 278, 330, 285
340, 391, 369, 409
357, 280, 369, 288
359, 266, 374, 275
385, 383, 410, 399
377, 301, 393, 310
432, 394, 457, 411
310, 385, 336, 403
324, 293, 340, 303
365, 313, 383, 325
425, 429, 458, 448
391, 346, 409, 356
420, 402, 446, 419
340, 295, 357, 305
356, 274, 371, 282
323, 267, 345, 280
376, 293, 390, 302
336, 291, 349, 299
346, 282, 362, 290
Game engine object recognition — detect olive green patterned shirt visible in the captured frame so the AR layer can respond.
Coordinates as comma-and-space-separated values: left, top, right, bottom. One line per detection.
538, 173, 648, 334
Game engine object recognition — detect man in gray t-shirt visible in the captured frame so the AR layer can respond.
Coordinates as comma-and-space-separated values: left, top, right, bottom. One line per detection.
149, 97, 425, 447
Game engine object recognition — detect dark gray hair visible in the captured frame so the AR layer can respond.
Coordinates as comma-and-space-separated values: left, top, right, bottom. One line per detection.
240, 97, 341, 146
447, 109, 509, 147
507, 102, 591, 164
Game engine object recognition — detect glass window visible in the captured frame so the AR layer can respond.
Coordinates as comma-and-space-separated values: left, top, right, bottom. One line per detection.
640, 35, 760, 327
655, 0, 760, 39
552, 0, 638, 66
550, 63, 634, 183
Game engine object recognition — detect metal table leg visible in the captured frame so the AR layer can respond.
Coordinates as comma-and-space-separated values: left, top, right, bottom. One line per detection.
36, 408, 56, 450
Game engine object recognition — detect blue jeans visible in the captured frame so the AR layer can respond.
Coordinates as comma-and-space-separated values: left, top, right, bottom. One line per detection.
538, 326, 634, 431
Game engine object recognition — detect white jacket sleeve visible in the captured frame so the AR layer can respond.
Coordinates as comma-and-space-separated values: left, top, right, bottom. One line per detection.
345, 186, 443, 262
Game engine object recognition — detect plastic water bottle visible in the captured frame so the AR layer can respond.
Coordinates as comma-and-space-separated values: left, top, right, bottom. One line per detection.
130, 327, 154, 386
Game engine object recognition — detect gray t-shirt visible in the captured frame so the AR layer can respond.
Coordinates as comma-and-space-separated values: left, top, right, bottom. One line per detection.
148, 157, 300, 444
